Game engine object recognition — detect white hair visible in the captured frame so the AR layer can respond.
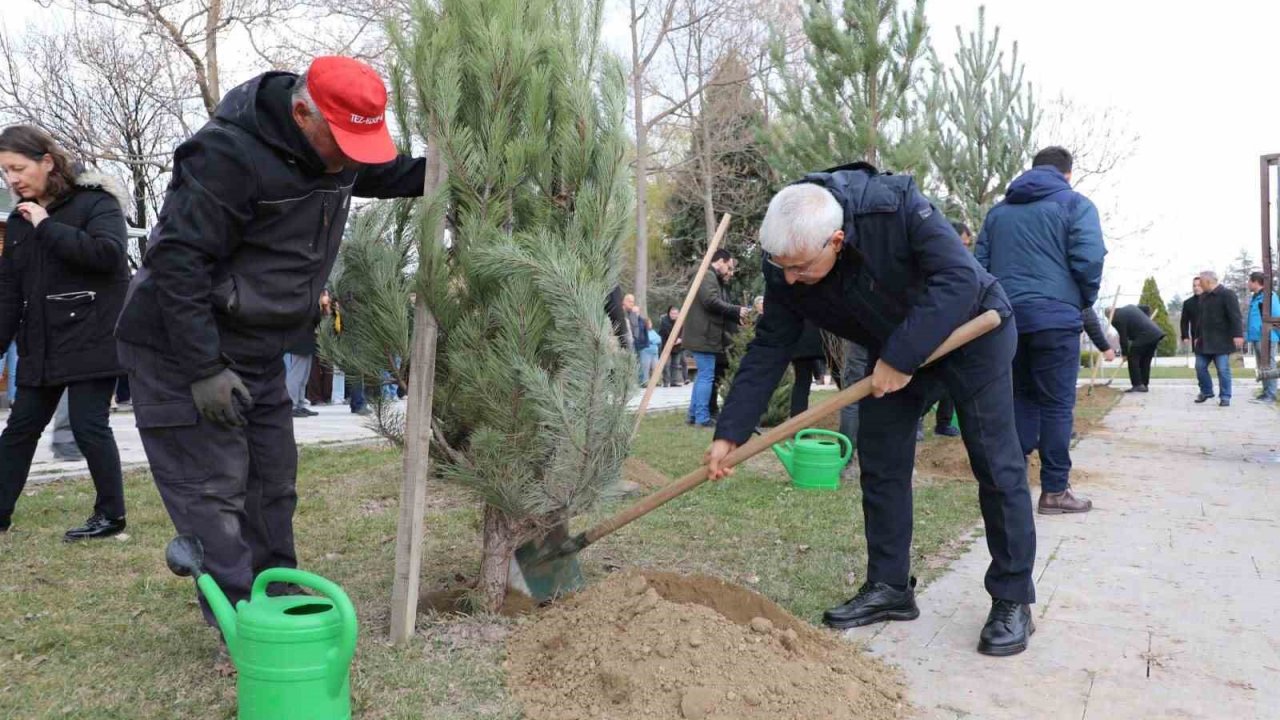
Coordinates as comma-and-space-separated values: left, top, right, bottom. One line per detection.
292, 72, 320, 114
758, 183, 843, 257
1199, 270, 1219, 284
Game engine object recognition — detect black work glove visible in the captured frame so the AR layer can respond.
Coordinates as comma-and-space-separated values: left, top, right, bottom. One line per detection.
190, 369, 254, 428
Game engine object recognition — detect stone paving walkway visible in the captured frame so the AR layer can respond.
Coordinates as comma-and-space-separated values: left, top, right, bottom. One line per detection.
8, 402, 384, 484
845, 383, 1280, 719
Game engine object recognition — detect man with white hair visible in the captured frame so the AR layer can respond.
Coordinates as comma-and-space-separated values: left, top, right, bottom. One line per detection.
705, 163, 1036, 656
115, 56, 427, 629
1188, 270, 1244, 406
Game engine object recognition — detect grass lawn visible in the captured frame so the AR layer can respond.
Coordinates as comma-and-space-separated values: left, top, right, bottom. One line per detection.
0, 388, 1118, 719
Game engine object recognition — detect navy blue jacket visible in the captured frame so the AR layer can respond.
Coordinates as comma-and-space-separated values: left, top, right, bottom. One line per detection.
976, 166, 1105, 329
714, 164, 1011, 445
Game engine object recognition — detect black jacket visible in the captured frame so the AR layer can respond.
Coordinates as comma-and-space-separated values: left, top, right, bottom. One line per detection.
115, 71, 425, 383
1180, 295, 1200, 341
1193, 286, 1243, 356
0, 173, 130, 386
1110, 305, 1164, 351
791, 320, 825, 360
1081, 308, 1110, 352
657, 314, 680, 351
715, 163, 1011, 445
682, 269, 740, 354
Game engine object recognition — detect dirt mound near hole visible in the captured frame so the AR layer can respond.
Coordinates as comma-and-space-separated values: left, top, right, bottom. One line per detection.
505, 571, 906, 720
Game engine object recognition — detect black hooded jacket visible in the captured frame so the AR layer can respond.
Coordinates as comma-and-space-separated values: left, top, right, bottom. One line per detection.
0, 172, 131, 386
115, 71, 425, 382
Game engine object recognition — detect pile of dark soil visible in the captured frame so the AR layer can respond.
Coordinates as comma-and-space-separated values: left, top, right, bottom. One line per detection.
505, 571, 906, 720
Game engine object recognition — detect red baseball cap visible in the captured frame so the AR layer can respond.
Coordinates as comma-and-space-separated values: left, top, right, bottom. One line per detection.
305, 56, 396, 164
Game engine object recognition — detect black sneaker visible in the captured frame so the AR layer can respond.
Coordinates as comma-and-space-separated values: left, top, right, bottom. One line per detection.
822, 577, 919, 629
934, 425, 960, 437
64, 514, 126, 542
977, 599, 1034, 656
291, 407, 314, 418
1194, 393, 1214, 403
1219, 398, 1231, 407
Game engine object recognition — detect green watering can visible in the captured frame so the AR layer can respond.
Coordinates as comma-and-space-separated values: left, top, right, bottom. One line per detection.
772, 429, 852, 491
166, 536, 358, 720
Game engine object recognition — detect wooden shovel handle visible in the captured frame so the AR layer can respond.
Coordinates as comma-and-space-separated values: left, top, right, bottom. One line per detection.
632, 214, 732, 436
583, 309, 1004, 545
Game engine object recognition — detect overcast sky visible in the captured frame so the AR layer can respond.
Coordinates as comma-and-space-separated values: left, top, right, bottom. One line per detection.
7, 0, 1279, 305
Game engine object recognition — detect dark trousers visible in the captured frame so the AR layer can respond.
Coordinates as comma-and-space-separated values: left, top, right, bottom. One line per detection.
1127, 341, 1158, 388
0, 378, 126, 526
119, 341, 298, 626
790, 358, 818, 417
1011, 329, 1080, 494
349, 378, 367, 412
858, 318, 1035, 604
306, 359, 333, 405
115, 374, 131, 403
710, 351, 728, 417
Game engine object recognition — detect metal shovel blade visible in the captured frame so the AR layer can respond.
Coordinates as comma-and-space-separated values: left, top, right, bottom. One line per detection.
510, 523, 585, 602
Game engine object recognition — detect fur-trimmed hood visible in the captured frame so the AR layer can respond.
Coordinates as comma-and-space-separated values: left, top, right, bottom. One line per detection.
71, 170, 130, 210
4, 170, 130, 211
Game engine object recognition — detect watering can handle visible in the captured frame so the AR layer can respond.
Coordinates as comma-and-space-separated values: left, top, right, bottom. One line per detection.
795, 429, 852, 463
252, 568, 358, 697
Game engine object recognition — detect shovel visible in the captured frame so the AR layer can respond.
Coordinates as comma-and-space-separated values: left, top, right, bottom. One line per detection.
510, 309, 1004, 601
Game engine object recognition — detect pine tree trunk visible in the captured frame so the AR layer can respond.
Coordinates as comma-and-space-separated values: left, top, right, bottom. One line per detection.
477, 504, 518, 612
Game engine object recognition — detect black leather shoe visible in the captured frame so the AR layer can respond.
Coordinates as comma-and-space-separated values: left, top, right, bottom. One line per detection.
64, 514, 126, 542
977, 599, 1034, 656
822, 577, 919, 629
1219, 398, 1231, 407
1194, 393, 1213, 403
934, 425, 960, 437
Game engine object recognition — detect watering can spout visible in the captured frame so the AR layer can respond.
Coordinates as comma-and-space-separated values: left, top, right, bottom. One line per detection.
772, 440, 795, 475
165, 535, 239, 656
198, 574, 241, 654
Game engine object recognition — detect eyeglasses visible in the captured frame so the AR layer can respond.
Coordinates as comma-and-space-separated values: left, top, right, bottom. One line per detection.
764, 236, 834, 277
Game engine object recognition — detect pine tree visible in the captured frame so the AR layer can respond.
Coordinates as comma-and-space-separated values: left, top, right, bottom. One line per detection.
1139, 277, 1177, 357
765, 0, 931, 180
926, 7, 1037, 228
317, 204, 417, 445
391, 0, 635, 610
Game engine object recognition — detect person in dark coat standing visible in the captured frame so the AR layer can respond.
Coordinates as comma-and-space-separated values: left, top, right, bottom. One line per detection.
682, 249, 747, 426
705, 165, 1036, 656
0, 125, 129, 539
788, 318, 825, 416
1107, 304, 1165, 393
1189, 270, 1244, 406
114, 57, 427, 627
1180, 276, 1202, 350
657, 306, 687, 386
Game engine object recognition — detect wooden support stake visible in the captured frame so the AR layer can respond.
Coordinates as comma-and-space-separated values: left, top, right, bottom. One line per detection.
632, 213, 731, 436
389, 140, 447, 645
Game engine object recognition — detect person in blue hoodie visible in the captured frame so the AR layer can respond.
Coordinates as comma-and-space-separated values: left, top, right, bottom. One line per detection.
976, 147, 1105, 517
704, 163, 1036, 657
1246, 271, 1280, 402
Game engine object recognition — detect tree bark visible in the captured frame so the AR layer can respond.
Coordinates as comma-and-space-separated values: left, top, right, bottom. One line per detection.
477, 504, 519, 612
630, 0, 650, 313
204, 0, 222, 112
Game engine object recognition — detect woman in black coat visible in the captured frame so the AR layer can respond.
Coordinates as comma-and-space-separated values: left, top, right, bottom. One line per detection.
0, 125, 130, 539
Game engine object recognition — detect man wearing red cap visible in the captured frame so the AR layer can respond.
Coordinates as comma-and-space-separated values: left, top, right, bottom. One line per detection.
116, 57, 424, 627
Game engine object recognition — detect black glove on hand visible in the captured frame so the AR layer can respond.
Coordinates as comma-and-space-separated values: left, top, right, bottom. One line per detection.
190, 369, 254, 428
